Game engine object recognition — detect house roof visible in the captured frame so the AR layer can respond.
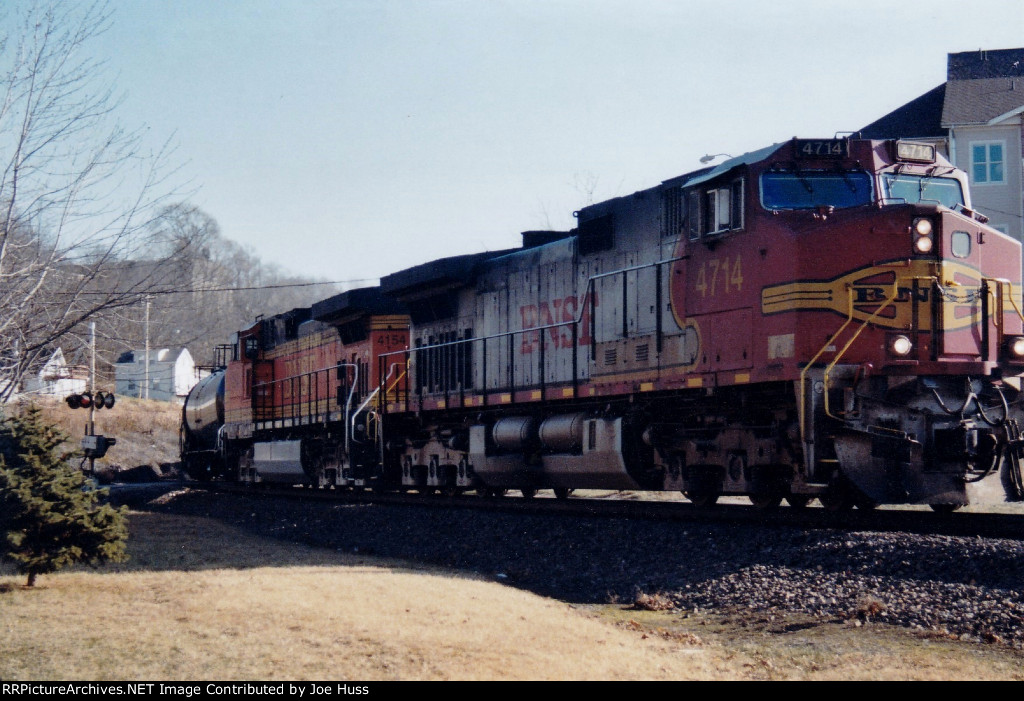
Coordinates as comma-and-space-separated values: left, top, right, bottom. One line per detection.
947, 48, 1024, 80
116, 348, 191, 364
941, 77, 1024, 125
860, 83, 947, 139
861, 52, 1024, 138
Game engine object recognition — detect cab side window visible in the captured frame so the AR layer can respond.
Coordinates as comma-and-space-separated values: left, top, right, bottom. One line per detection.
687, 177, 744, 240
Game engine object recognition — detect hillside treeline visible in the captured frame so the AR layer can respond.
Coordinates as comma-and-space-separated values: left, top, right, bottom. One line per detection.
92, 204, 336, 375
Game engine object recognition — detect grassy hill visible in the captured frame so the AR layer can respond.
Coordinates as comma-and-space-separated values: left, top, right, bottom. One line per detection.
6, 396, 183, 480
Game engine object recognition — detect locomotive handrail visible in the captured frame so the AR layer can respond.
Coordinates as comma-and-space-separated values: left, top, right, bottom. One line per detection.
798, 269, 919, 441
351, 363, 398, 425
348, 360, 409, 473
383, 358, 410, 401
377, 255, 687, 355
376, 255, 687, 400
985, 277, 1024, 326
253, 362, 359, 453
821, 274, 936, 422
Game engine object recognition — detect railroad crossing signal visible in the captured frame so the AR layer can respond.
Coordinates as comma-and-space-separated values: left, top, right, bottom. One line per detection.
65, 391, 116, 410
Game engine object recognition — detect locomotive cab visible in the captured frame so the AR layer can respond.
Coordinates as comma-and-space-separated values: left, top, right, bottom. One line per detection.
744, 138, 1024, 508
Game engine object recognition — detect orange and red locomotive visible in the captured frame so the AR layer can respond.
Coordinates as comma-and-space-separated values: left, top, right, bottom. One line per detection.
182, 137, 1024, 510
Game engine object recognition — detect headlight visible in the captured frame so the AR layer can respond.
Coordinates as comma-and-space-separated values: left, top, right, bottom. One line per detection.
1005, 336, 1024, 360
912, 218, 934, 254
890, 335, 913, 356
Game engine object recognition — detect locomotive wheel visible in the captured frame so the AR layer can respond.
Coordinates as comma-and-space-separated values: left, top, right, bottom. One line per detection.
785, 494, 812, 509
819, 488, 853, 512
749, 493, 782, 509
520, 487, 537, 499
553, 487, 573, 500
441, 484, 460, 498
855, 496, 878, 511
929, 503, 961, 515
684, 490, 719, 507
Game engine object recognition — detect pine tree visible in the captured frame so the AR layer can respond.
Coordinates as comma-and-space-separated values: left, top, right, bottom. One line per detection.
0, 406, 128, 587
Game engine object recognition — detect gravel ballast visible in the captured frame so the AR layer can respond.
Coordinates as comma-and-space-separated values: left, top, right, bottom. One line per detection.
143, 489, 1024, 648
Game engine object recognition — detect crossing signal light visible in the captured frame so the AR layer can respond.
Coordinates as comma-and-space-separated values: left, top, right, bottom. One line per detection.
65, 392, 115, 409
66, 392, 89, 409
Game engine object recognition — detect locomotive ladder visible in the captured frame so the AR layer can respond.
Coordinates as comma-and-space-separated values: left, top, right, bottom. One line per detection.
352, 359, 408, 468
799, 271, 922, 437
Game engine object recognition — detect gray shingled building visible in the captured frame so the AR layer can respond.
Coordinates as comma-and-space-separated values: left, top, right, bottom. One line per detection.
862, 48, 1024, 244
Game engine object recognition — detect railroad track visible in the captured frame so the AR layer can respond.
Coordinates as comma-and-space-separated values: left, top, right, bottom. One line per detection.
188, 482, 1024, 541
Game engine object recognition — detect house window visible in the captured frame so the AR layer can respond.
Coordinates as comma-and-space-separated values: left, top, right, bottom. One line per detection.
971, 142, 1004, 184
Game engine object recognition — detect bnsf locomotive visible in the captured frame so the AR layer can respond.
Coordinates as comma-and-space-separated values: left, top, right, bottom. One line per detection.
181, 137, 1024, 511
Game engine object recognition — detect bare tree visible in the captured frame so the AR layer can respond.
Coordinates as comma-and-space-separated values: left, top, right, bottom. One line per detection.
0, 1, 187, 400
88, 203, 338, 373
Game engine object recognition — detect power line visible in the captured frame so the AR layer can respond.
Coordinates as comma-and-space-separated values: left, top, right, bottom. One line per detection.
67, 278, 380, 296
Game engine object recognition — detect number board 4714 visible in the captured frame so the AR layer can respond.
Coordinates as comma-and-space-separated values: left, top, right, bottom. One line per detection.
793, 139, 848, 159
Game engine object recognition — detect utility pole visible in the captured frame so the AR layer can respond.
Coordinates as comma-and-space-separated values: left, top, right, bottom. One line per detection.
144, 297, 150, 400
87, 322, 96, 474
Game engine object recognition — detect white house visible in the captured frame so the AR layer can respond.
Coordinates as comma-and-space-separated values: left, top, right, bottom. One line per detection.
115, 347, 202, 402
20, 348, 89, 398
0, 348, 88, 402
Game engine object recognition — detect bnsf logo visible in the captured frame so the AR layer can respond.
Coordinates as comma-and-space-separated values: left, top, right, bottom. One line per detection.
852, 285, 931, 304
519, 293, 596, 353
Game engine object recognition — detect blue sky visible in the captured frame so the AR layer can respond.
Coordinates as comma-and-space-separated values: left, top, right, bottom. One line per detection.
77, 0, 1024, 285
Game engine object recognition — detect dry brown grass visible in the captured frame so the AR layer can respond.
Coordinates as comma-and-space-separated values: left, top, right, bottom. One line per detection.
0, 509, 725, 681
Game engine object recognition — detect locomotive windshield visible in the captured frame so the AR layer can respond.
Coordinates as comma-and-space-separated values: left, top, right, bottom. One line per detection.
760, 170, 873, 210
881, 173, 965, 209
